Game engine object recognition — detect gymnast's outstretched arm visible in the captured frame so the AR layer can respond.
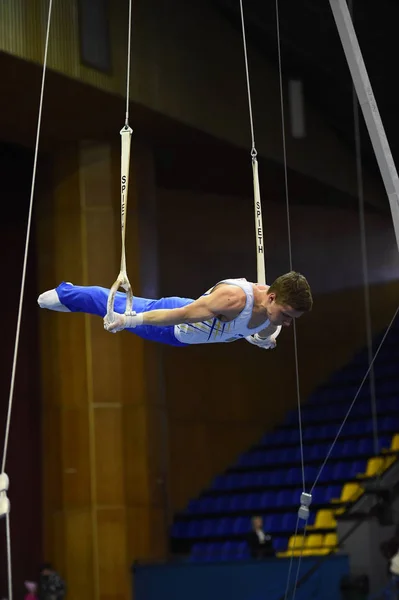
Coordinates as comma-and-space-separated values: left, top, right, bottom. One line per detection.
105, 284, 246, 332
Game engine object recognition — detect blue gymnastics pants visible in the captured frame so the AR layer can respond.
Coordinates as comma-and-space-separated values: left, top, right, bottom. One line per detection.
56, 282, 193, 347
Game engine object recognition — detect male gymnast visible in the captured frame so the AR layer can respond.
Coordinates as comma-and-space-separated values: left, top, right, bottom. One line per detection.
38, 271, 312, 349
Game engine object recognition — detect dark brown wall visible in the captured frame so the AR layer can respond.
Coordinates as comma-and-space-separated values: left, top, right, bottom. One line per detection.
0, 144, 42, 595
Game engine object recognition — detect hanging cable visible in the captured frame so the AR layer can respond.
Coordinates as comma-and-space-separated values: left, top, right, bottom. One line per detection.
274, 3, 308, 598
239, 0, 267, 285
0, 2, 54, 599
125, 0, 133, 126
275, 0, 305, 497
275, 0, 312, 600
239, 0, 256, 159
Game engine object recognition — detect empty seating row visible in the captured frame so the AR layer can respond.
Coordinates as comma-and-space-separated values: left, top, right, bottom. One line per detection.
261, 417, 399, 446
186, 485, 342, 515
285, 397, 398, 424
308, 379, 399, 403
210, 460, 367, 491
236, 437, 390, 467
330, 361, 398, 383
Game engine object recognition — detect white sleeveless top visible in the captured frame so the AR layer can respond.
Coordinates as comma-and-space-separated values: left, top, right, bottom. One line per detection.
174, 278, 270, 345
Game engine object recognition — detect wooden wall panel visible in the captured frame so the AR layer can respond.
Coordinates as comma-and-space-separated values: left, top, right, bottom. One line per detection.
61, 408, 92, 507
95, 408, 125, 505
97, 509, 129, 600
123, 405, 150, 505
64, 511, 94, 596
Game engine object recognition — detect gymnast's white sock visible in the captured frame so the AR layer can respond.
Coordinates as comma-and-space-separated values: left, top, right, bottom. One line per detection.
37, 284, 72, 312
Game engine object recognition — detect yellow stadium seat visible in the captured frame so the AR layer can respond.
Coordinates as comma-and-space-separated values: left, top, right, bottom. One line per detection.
357, 456, 385, 478
302, 534, 324, 556
331, 483, 364, 514
382, 434, 399, 466
324, 533, 338, 551
277, 535, 305, 558
307, 509, 337, 531
382, 434, 399, 453
331, 482, 363, 503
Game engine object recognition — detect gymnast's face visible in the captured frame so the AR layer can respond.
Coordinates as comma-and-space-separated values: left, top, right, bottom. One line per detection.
266, 293, 303, 327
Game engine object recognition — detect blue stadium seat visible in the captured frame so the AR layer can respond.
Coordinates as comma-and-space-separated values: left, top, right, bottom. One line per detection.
237, 541, 250, 559
357, 438, 375, 454
233, 516, 251, 534
381, 415, 399, 431
317, 465, 333, 483
235, 472, 260, 488
333, 460, 366, 479
220, 541, 235, 561
273, 537, 287, 552
193, 497, 214, 513
324, 485, 342, 501
309, 444, 329, 460
286, 429, 301, 444
278, 447, 300, 463
322, 424, 339, 438
266, 470, 283, 486
223, 473, 243, 489
213, 496, 231, 513
228, 494, 248, 512
286, 467, 302, 485
207, 542, 224, 560
264, 514, 277, 532
215, 517, 235, 536
212, 474, 229, 490
199, 519, 217, 537
244, 492, 266, 512
187, 520, 202, 538
265, 514, 281, 532
281, 513, 298, 532
276, 489, 297, 507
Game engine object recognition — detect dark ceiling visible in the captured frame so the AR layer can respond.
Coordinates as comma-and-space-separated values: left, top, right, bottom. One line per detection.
211, 0, 398, 188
